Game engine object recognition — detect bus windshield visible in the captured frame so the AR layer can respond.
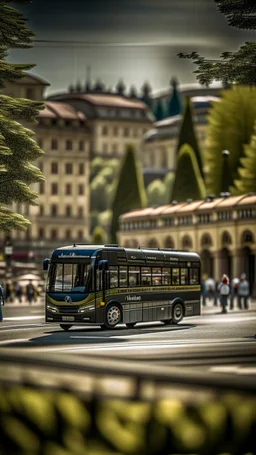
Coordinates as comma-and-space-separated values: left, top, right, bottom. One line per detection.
47, 262, 91, 293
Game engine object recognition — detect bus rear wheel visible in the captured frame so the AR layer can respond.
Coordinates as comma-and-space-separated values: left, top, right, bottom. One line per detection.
60, 324, 73, 331
172, 303, 184, 324
104, 303, 122, 329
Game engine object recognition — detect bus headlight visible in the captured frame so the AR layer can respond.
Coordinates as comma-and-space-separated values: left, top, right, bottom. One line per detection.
47, 305, 59, 313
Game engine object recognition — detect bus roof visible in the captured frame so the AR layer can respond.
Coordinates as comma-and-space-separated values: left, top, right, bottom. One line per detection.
51, 244, 200, 263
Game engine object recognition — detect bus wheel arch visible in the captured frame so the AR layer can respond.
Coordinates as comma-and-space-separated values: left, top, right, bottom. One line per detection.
104, 301, 123, 329
172, 299, 184, 324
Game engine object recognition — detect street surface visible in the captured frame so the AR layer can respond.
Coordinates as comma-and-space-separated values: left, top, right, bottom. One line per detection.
1, 298, 255, 385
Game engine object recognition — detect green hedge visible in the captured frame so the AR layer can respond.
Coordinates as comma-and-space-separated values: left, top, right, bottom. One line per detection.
0, 386, 255, 455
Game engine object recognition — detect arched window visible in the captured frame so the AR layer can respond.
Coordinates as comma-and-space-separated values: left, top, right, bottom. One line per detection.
164, 236, 175, 249
148, 238, 159, 248
222, 231, 232, 245
182, 235, 193, 249
241, 230, 254, 243
201, 233, 213, 248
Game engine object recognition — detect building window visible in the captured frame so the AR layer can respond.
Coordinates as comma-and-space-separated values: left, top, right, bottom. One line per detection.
39, 205, 44, 216
66, 140, 72, 150
78, 184, 84, 195
113, 127, 118, 136
66, 205, 72, 217
51, 229, 57, 239
65, 120, 71, 127
201, 234, 213, 247
38, 161, 43, 172
65, 229, 71, 239
79, 163, 84, 175
65, 183, 72, 195
51, 139, 58, 150
124, 127, 129, 137
79, 140, 84, 151
26, 88, 34, 99
38, 228, 44, 238
51, 204, 57, 216
242, 230, 254, 243
51, 183, 58, 195
51, 162, 58, 174
102, 126, 108, 136
222, 231, 232, 245
39, 182, 45, 194
65, 163, 73, 174
78, 207, 83, 217
182, 235, 193, 249
78, 230, 83, 240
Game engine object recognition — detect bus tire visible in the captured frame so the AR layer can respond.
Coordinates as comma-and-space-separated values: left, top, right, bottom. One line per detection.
104, 302, 122, 329
172, 302, 184, 324
126, 322, 136, 329
60, 324, 73, 331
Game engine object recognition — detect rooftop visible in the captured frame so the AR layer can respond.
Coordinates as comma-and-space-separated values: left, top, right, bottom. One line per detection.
47, 93, 148, 110
38, 101, 86, 121
120, 193, 256, 220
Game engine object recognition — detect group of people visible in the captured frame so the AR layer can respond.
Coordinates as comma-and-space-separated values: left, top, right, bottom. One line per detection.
0, 280, 38, 304
202, 273, 250, 314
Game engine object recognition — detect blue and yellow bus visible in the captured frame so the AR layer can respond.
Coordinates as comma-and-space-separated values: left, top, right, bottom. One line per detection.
43, 244, 201, 330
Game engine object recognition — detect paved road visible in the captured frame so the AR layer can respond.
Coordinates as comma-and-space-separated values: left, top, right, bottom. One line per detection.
1, 300, 255, 376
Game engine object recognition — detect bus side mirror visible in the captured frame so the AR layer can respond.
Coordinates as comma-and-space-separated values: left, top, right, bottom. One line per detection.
43, 258, 50, 271
98, 260, 109, 271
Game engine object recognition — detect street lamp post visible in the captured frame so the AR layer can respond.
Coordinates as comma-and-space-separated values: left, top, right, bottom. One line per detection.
4, 238, 13, 280
220, 150, 231, 196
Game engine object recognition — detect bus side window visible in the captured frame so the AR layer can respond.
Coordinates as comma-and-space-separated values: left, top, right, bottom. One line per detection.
162, 268, 171, 285
119, 266, 128, 287
141, 267, 151, 286
172, 268, 180, 285
96, 270, 102, 291
190, 267, 199, 285
128, 266, 140, 287
180, 268, 188, 285
110, 266, 118, 288
152, 267, 162, 286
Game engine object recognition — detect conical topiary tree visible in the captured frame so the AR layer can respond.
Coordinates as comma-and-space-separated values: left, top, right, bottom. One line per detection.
167, 78, 182, 117
154, 99, 165, 121
205, 86, 256, 196
177, 96, 203, 176
0, 0, 45, 232
170, 144, 206, 203
141, 81, 152, 108
232, 122, 256, 194
110, 145, 147, 242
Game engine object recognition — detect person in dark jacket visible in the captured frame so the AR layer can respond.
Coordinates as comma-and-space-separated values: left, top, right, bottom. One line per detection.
0, 283, 4, 322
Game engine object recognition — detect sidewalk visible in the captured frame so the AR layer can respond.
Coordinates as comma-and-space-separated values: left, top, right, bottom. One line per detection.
201, 298, 256, 315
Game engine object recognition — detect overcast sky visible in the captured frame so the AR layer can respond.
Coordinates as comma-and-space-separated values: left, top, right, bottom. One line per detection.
9, 0, 255, 96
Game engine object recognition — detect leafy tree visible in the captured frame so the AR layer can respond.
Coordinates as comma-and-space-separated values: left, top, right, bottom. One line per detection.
110, 145, 147, 242
214, 0, 256, 30
204, 86, 256, 195
141, 81, 152, 108
154, 100, 165, 121
232, 122, 256, 194
90, 210, 99, 233
178, 42, 256, 87
0, 0, 44, 232
146, 179, 166, 206
167, 78, 182, 116
92, 226, 106, 244
177, 97, 203, 176
164, 171, 175, 198
170, 144, 206, 202
129, 86, 137, 98
90, 174, 109, 212
116, 79, 126, 96
90, 157, 104, 181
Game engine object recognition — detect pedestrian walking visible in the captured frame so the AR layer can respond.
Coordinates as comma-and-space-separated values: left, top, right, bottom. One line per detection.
14, 282, 23, 303
26, 280, 35, 304
0, 283, 4, 322
205, 277, 218, 306
218, 274, 230, 314
238, 273, 250, 310
230, 277, 239, 310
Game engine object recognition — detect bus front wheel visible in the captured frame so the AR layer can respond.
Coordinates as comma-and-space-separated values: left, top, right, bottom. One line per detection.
60, 324, 73, 331
172, 302, 184, 324
104, 303, 122, 329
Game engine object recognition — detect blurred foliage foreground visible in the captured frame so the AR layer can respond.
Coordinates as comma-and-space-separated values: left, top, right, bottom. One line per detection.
0, 385, 255, 455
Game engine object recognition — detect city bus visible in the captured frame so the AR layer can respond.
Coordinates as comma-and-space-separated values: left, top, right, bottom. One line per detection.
43, 244, 201, 330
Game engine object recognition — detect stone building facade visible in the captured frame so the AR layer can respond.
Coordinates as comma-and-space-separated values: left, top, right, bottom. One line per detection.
118, 194, 256, 295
